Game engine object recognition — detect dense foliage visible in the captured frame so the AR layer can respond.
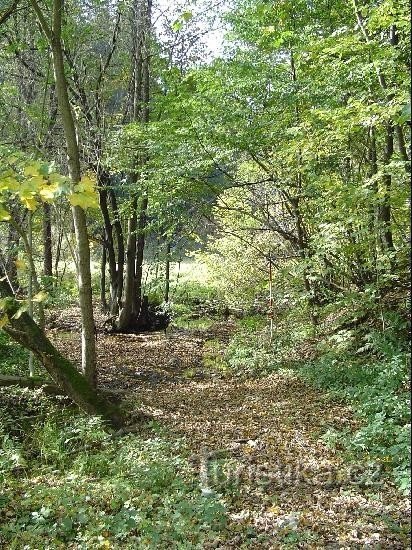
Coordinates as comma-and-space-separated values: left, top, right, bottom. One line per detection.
0, 0, 410, 546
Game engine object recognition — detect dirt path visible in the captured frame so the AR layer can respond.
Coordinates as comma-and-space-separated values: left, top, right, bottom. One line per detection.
49, 319, 411, 548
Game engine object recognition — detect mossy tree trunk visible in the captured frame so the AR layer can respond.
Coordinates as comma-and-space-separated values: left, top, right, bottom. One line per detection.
0, 280, 123, 428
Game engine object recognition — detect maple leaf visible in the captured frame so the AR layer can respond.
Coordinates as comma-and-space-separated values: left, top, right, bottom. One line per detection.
0, 177, 19, 192
39, 182, 60, 201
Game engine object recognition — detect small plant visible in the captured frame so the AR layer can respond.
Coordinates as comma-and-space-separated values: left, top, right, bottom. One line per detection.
0, 332, 29, 377
300, 326, 411, 493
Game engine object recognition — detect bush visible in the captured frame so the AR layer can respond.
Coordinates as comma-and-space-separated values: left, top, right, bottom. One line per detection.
300, 328, 410, 493
172, 281, 219, 307
221, 309, 411, 493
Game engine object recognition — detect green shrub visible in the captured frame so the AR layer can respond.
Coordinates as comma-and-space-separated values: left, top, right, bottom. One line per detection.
0, 332, 28, 377
300, 330, 410, 493
172, 281, 218, 307
221, 309, 411, 493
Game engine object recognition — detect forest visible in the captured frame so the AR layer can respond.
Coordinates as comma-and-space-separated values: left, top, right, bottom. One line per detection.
0, 0, 410, 547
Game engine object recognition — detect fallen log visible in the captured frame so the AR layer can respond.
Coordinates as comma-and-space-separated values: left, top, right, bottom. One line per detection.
0, 375, 62, 394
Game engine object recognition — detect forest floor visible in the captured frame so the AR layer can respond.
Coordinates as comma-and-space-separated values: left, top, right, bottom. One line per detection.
46, 308, 411, 549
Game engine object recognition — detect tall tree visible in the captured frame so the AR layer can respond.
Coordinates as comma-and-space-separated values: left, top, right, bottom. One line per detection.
30, 0, 97, 385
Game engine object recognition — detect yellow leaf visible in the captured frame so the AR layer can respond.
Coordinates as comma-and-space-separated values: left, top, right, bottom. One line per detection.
20, 195, 38, 211
20, 180, 38, 194
24, 163, 41, 177
19, 179, 39, 210
39, 183, 59, 201
69, 191, 99, 209
28, 175, 45, 186
77, 175, 96, 192
68, 174, 99, 210
0, 177, 19, 192
0, 313, 9, 329
15, 259, 27, 271
32, 291, 49, 303
268, 506, 280, 514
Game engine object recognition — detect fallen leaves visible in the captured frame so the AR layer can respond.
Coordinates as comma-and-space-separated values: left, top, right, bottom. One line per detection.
45, 310, 411, 548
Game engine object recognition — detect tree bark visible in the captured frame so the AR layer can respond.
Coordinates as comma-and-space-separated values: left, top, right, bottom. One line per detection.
0, 374, 62, 395
99, 175, 124, 315
109, 188, 124, 314
43, 202, 53, 281
134, 193, 148, 314
5, 207, 20, 292
100, 238, 108, 311
30, 0, 97, 386
379, 122, 395, 252
0, 280, 123, 428
117, 0, 151, 332
118, 195, 138, 330
164, 240, 171, 303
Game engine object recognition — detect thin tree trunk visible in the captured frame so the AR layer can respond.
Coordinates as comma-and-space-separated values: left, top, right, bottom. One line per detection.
134, 193, 148, 314
5, 209, 19, 292
0, 279, 123, 427
118, 196, 138, 330
164, 240, 171, 303
379, 122, 395, 252
100, 239, 108, 311
99, 178, 120, 314
54, 222, 63, 283
109, 188, 124, 314
30, 0, 97, 385
368, 126, 379, 278
43, 202, 53, 282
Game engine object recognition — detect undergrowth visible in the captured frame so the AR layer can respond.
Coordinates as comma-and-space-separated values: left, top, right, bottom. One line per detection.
0, 390, 227, 549
0, 332, 29, 377
222, 307, 411, 494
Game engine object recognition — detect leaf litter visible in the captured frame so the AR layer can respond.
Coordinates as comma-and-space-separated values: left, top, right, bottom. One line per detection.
47, 311, 411, 548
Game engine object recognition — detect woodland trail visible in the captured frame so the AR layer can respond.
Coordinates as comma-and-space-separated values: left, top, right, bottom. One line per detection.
48, 313, 411, 548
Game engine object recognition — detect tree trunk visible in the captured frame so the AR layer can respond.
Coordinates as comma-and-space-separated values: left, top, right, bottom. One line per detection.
5, 208, 20, 292
31, 0, 97, 385
0, 280, 123, 428
134, 193, 148, 314
99, 175, 124, 315
0, 374, 63, 395
43, 202, 53, 282
109, 188, 124, 315
379, 122, 395, 252
100, 239, 108, 311
116, 0, 151, 332
118, 195, 138, 330
164, 241, 171, 303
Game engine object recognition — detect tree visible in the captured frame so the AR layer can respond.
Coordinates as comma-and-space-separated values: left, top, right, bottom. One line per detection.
29, 0, 97, 384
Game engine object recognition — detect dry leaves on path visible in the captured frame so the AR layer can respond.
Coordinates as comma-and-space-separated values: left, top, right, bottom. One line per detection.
48, 315, 411, 549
